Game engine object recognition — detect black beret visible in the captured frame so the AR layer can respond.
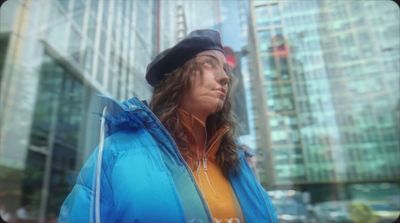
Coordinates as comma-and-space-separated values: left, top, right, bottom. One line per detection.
146, 29, 224, 87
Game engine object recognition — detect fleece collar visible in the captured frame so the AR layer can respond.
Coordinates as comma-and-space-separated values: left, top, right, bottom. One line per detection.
177, 108, 229, 160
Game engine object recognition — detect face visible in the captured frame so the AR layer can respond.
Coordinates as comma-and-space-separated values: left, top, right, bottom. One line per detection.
180, 50, 231, 120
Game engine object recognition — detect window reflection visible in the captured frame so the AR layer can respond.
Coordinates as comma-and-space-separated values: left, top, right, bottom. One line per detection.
252, 0, 399, 222
23, 54, 87, 219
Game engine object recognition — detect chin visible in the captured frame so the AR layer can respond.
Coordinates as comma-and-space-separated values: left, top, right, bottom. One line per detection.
200, 100, 225, 114
214, 101, 225, 113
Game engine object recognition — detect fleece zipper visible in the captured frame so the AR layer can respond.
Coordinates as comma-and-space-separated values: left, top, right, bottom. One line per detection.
196, 125, 229, 197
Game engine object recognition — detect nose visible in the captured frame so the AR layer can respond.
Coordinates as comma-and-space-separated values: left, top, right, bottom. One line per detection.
216, 70, 229, 86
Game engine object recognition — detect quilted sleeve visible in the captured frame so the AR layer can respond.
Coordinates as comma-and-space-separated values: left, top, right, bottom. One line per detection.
58, 140, 116, 223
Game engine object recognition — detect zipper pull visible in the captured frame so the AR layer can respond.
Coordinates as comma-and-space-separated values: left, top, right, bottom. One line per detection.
202, 158, 207, 171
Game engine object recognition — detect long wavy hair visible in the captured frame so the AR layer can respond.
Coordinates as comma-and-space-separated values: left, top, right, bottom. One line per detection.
150, 57, 239, 176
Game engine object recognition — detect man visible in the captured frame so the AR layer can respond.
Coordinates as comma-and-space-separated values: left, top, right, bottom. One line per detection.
59, 29, 277, 223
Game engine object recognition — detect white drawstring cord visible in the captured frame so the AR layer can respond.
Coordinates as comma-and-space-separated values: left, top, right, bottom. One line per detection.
95, 106, 107, 223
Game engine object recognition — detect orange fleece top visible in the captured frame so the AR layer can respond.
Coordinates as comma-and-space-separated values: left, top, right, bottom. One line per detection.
178, 109, 244, 223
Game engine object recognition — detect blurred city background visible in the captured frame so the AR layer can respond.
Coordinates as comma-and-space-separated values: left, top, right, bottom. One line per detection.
0, 0, 399, 222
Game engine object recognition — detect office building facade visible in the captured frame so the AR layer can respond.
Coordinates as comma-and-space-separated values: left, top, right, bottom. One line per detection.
249, 0, 399, 201
0, 0, 158, 221
0, 0, 229, 221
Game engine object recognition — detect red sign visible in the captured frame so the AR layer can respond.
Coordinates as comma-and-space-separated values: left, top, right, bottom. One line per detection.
223, 46, 237, 69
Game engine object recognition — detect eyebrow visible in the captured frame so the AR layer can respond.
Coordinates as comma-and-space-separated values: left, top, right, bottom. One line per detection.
198, 54, 229, 68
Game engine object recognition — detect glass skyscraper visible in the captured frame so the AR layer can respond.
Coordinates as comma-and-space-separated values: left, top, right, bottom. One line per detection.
0, 0, 228, 222
0, 0, 158, 221
1, 0, 398, 222
249, 0, 399, 203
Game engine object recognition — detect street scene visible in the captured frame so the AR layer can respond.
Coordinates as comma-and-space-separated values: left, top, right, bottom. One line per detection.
0, 0, 399, 222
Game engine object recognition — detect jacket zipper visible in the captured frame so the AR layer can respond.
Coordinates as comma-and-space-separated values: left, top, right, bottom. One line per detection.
198, 126, 218, 196
198, 127, 229, 196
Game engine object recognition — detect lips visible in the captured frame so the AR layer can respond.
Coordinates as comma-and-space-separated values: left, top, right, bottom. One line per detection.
213, 88, 226, 97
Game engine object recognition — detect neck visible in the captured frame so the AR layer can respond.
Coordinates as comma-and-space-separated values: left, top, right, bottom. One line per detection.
192, 121, 206, 157
177, 108, 207, 158
179, 104, 209, 124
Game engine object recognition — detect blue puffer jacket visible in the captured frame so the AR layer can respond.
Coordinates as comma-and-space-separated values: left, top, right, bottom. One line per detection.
58, 97, 278, 223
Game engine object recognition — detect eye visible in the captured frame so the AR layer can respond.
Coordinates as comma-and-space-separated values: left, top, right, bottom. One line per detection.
202, 61, 212, 68
201, 59, 218, 69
